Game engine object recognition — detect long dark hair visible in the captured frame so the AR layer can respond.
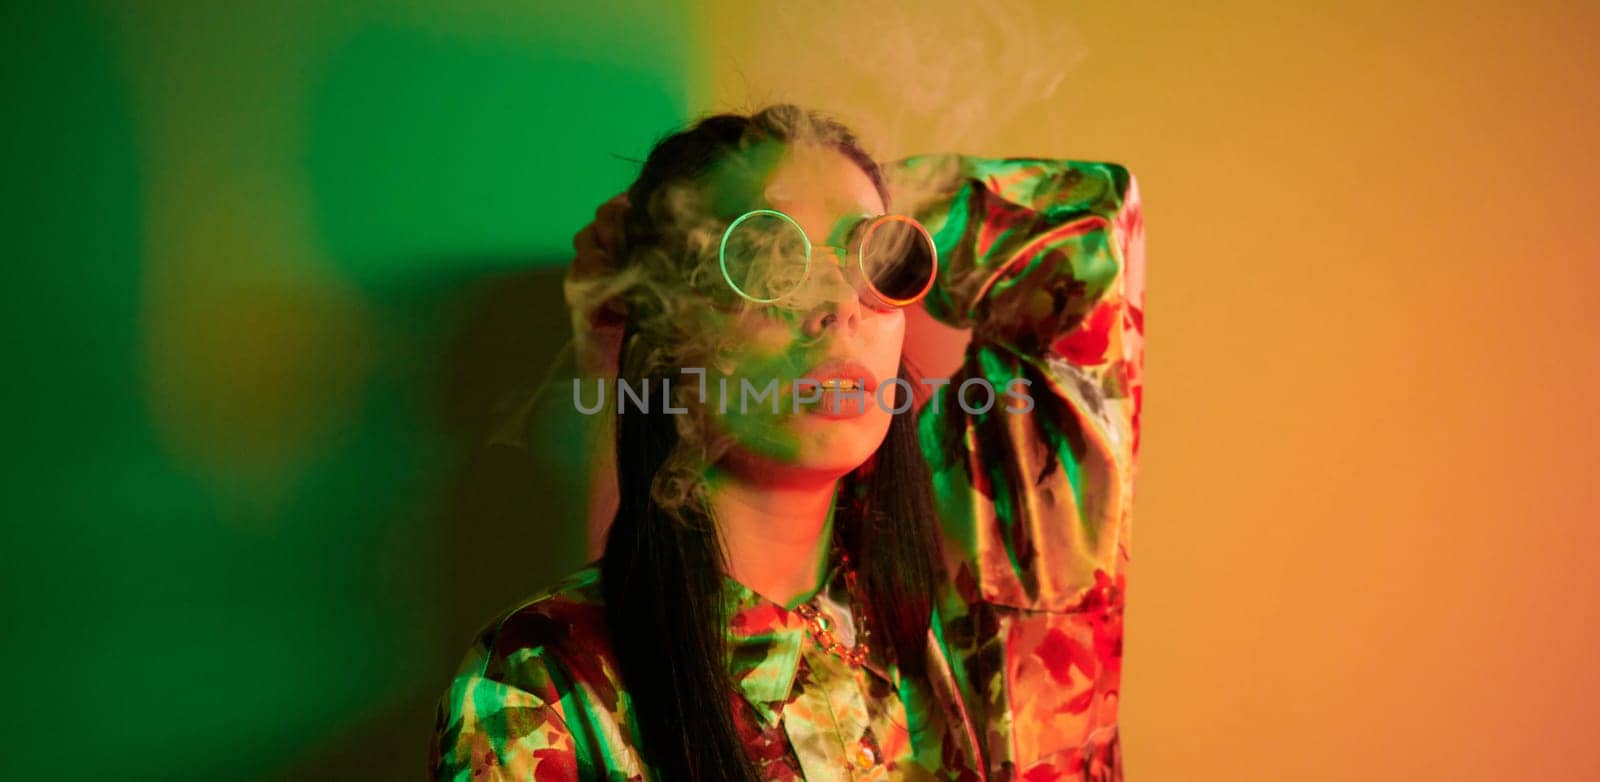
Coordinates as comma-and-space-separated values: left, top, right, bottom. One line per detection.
598, 106, 947, 781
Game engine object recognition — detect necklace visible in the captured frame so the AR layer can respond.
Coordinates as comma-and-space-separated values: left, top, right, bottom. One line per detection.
793, 550, 872, 667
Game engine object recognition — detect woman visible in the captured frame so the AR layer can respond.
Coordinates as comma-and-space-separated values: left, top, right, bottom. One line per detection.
430, 105, 1145, 781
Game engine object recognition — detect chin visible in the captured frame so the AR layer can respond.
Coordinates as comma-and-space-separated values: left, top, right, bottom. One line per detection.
713, 405, 895, 481
784, 409, 893, 476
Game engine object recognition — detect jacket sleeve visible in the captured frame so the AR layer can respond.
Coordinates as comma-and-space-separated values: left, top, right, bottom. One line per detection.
891, 155, 1143, 773
430, 632, 581, 781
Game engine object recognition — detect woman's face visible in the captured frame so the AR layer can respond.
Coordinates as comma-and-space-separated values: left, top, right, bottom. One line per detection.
694, 142, 906, 482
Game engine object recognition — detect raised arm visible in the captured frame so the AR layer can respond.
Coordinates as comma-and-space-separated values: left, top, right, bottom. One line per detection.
890, 155, 1143, 777
890, 154, 1144, 608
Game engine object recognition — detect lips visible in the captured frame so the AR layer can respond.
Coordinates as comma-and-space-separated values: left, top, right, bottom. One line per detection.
793, 359, 881, 420
800, 359, 880, 392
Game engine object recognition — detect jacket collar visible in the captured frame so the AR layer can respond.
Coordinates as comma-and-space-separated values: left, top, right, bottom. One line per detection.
722, 555, 896, 724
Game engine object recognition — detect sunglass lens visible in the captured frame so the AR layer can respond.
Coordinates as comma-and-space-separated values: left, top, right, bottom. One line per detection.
860, 218, 936, 306
722, 212, 809, 302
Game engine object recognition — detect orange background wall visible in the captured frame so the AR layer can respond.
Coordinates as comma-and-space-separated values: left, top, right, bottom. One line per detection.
696, 2, 1600, 779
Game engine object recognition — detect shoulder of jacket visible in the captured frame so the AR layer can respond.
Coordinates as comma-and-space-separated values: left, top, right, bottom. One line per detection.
466, 565, 612, 687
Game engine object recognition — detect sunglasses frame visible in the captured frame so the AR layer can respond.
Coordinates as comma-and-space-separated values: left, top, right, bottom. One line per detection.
717, 208, 939, 309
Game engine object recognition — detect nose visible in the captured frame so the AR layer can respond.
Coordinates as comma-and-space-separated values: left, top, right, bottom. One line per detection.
800, 254, 861, 338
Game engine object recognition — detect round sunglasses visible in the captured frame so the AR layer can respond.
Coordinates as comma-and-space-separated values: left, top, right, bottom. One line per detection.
717, 209, 938, 310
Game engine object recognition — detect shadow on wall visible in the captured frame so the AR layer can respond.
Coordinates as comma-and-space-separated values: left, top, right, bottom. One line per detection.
283, 261, 592, 779
279, 19, 682, 777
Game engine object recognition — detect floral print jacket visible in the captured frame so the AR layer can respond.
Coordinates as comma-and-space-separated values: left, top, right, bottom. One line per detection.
430, 156, 1145, 781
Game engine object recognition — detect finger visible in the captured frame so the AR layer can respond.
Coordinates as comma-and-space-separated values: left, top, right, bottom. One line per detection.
572, 221, 601, 256
592, 193, 631, 253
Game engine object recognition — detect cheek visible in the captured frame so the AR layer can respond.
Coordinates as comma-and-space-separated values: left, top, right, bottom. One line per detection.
702, 309, 791, 370
721, 319, 803, 379
862, 311, 907, 373
748, 319, 798, 355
